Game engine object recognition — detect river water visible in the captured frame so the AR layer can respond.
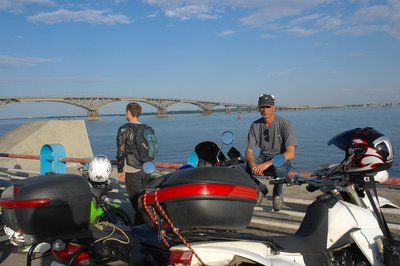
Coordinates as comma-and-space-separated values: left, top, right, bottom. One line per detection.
1, 107, 399, 177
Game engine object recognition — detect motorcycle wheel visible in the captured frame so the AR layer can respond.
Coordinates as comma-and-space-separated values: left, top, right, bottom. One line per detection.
107, 208, 131, 226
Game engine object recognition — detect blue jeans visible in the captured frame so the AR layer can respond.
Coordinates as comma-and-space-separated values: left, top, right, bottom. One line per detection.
254, 156, 292, 197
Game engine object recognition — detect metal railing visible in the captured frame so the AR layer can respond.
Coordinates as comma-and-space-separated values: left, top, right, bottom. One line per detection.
0, 143, 183, 178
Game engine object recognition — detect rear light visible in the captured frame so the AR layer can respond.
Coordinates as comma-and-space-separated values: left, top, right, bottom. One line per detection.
169, 249, 193, 265
0, 198, 50, 208
52, 242, 90, 265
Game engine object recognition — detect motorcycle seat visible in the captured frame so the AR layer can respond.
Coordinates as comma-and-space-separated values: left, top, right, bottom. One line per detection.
266, 197, 337, 254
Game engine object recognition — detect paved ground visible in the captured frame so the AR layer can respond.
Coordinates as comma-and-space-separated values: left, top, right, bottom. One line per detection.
1, 179, 399, 265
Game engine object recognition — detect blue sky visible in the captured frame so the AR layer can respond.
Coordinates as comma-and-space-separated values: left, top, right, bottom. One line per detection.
0, 0, 400, 118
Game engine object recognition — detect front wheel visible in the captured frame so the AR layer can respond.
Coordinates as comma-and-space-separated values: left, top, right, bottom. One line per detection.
106, 208, 131, 226
93, 207, 132, 226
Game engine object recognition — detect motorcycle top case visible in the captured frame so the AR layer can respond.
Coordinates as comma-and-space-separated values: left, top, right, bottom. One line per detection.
0, 174, 91, 238
140, 167, 257, 231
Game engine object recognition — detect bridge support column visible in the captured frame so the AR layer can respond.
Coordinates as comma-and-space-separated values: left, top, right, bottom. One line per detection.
156, 109, 168, 117
201, 110, 213, 115
87, 110, 100, 121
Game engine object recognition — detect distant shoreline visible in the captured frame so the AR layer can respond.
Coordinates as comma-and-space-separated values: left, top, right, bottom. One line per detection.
0, 103, 398, 121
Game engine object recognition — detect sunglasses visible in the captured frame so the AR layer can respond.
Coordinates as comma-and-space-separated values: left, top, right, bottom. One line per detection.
263, 129, 269, 142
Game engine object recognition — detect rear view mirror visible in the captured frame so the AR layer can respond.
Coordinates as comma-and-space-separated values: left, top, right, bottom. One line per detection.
221, 131, 235, 145
187, 151, 199, 167
272, 154, 285, 167
143, 162, 156, 174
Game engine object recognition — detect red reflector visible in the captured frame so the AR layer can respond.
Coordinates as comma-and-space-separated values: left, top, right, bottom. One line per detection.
0, 198, 51, 208
169, 249, 193, 264
14, 186, 21, 194
52, 243, 90, 264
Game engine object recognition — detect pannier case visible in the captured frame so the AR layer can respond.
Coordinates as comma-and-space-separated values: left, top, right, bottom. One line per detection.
140, 167, 257, 231
0, 174, 91, 238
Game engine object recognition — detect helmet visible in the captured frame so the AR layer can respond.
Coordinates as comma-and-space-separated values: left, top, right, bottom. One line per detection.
88, 155, 112, 183
328, 127, 394, 174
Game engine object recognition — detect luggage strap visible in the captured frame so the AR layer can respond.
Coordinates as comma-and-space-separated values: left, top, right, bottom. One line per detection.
143, 190, 206, 266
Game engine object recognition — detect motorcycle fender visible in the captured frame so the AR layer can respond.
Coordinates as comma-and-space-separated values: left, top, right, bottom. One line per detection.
267, 253, 305, 266
362, 196, 400, 210
350, 229, 384, 266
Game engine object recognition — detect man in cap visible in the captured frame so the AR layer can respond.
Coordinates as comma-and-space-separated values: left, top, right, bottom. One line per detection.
245, 94, 297, 211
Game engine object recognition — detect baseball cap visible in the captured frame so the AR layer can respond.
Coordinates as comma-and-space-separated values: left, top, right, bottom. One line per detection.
258, 94, 275, 107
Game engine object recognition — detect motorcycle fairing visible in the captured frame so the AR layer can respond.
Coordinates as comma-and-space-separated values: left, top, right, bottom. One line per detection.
327, 200, 381, 248
350, 229, 383, 266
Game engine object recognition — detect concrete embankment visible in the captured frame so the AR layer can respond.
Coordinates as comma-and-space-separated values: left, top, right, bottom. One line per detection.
0, 120, 93, 177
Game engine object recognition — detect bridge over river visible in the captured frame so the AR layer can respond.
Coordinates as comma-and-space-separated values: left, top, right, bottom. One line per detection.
1, 96, 375, 120
0, 96, 258, 119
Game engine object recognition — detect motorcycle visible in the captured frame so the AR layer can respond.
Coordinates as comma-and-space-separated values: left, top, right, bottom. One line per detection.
83, 169, 133, 226
163, 154, 388, 265
139, 127, 398, 266
0, 164, 134, 262
0, 173, 169, 266
0, 170, 132, 239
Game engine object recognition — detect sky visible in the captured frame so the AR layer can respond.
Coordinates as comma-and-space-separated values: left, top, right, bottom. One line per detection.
0, 0, 400, 118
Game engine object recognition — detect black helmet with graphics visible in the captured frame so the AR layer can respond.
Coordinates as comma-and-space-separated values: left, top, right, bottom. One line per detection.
328, 127, 394, 174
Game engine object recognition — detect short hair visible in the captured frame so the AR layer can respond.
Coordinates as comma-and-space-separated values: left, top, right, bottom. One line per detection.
126, 102, 142, 117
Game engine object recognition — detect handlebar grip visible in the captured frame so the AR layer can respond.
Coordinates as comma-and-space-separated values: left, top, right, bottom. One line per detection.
220, 157, 244, 166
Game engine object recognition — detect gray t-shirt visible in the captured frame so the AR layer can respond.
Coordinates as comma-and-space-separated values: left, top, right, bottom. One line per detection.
246, 115, 297, 159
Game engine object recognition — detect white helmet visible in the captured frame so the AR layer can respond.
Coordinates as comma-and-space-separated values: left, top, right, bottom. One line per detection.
88, 155, 112, 183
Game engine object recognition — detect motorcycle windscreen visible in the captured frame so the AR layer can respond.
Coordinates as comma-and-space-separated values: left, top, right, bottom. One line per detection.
195, 141, 226, 165
227, 147, 242, 160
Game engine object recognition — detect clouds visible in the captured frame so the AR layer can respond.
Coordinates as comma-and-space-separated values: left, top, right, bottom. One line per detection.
0, 55, 59, 68
28, 8, 131, 25
1, 0, 130, 25
1, 0, 399, 108
144, 0, 400, 39
163, 4, 218, 20
1, 0, 400, 38
0, 0, 55, 13
342, 0, 400, 38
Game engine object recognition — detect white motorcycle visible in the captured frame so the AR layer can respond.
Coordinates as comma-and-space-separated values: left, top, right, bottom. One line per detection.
163, 127, 397, 266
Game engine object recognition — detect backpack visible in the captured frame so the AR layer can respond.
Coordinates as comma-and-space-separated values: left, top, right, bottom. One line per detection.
127, 123, 158, 164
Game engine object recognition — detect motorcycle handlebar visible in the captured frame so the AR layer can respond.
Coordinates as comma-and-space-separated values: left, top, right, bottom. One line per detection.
218, 157, 245, 167
269, 174, 346, 191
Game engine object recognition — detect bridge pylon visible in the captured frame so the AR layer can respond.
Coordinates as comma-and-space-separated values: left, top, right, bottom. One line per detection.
156, 109, 168, 117
87, 110, 100, 120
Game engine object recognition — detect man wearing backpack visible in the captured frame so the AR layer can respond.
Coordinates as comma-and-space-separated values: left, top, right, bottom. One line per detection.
116, 102, 158, 224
